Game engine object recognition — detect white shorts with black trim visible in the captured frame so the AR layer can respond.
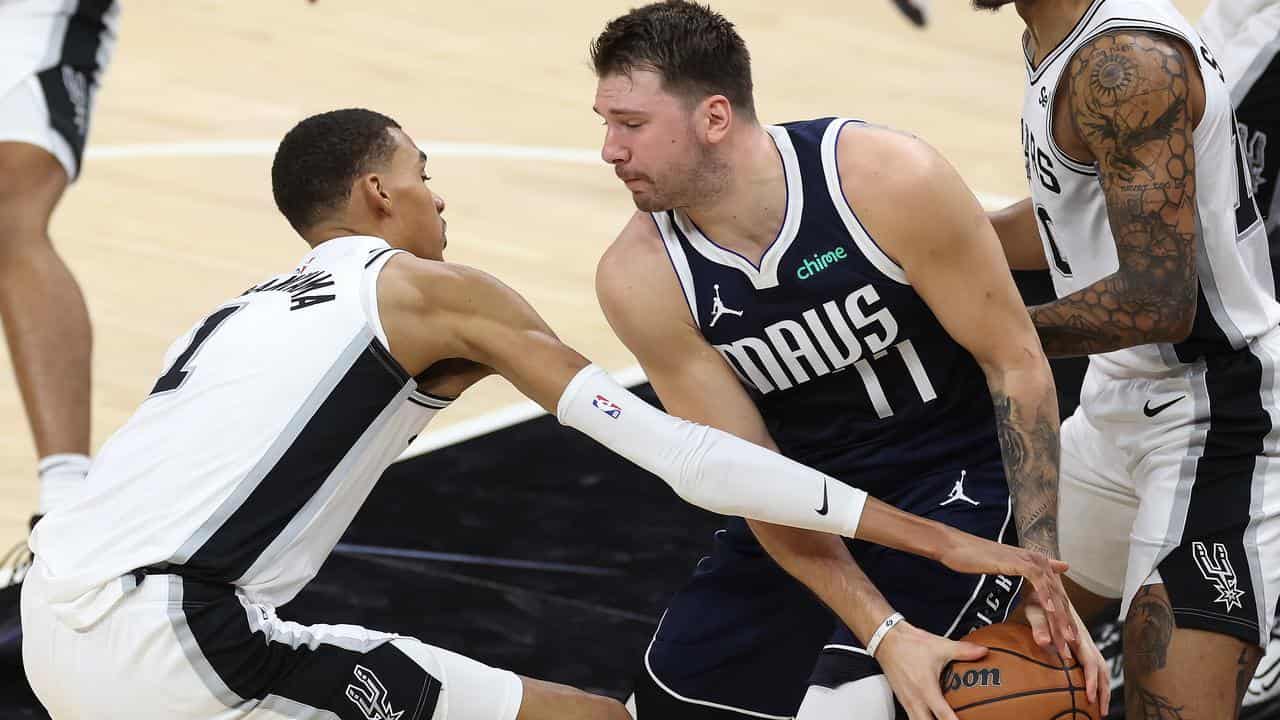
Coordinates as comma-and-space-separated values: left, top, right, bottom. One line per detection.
1058, 330, 1280, 647
20, 559, 524, 720
0, 0, 120, 181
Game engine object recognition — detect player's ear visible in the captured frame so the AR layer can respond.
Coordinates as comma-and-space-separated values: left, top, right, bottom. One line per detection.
702, 95, 732, 144
360, 174, 393, 216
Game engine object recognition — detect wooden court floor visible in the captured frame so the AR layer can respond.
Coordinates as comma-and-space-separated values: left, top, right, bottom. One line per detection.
0, 0, 1207, 550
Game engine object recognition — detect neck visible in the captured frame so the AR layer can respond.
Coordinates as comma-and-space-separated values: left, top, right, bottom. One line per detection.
683, 125, 786, 256
1018, 0, 1092, 65
303, 222, 379, 248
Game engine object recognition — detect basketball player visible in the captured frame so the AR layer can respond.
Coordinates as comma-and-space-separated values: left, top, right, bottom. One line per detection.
0, 0, 120, 535
19, 109, 1072, 719
589, 3, 1105, 719
982, 0, 1280, 716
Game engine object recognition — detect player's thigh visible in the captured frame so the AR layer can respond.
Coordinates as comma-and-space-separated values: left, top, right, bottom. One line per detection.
1122, 346, 1280, 650
0, 78, 73, 224
1123, 583, 1264, 718
634, 521, 834, 719
1058, 406, 1137, 601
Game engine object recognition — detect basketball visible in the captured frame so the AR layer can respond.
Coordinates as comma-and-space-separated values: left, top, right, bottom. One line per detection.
942, 623, 1100, 719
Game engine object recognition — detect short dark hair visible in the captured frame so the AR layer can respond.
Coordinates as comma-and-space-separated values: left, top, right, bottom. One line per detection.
271, 108, 402, 233
590, 1, 756, 120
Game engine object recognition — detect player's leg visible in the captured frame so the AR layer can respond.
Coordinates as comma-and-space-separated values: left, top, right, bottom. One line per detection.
513, 676, 629, 720
0, 136, 91, 508
1122, 582, 1262, 717
0, 60, 108, 520
630, 519, 834, 719
0, 3, 117, 520
1116, 345, 1280, 718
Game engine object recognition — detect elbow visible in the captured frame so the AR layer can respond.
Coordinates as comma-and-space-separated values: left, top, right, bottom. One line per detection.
1152, 292, 1197, 344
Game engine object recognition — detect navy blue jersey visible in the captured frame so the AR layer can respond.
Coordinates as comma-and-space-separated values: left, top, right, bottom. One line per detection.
653, 117, 1002, 497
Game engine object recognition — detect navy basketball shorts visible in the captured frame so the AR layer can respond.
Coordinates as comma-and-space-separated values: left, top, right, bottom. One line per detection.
630, 461, 1020, 719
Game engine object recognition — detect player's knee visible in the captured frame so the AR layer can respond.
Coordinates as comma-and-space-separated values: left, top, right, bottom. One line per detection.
796, 677, 894, 720
0, 143, 67, 245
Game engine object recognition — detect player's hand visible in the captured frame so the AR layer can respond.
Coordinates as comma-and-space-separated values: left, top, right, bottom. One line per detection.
935, 535, 1077, 659
1020, 599, 1110, 715
875, 620, 986, 720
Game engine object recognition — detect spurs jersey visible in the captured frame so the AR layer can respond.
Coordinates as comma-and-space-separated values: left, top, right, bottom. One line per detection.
655, 118, 1002, 498
29, 236, 448, 629
1021, 0, 1280, 374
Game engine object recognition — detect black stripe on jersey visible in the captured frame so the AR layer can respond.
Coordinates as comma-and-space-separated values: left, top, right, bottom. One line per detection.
178, 578, 441, 718
1158, 348, 1268, 645
181, 340, 408, 583
1025, 0, 1108, 81
37, 0, 115, 172
365, 247, 399, 268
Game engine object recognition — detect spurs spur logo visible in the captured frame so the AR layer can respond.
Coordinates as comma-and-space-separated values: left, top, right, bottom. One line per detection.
1239, 121, 1268, 195
1193, 541, 1245, 613
346, 665, 404, 720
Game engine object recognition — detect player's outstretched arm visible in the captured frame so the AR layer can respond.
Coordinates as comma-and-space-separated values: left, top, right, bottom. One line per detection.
378, 253, 874, 535
1027, 30, 1200, 357
834, 125, 1107, 710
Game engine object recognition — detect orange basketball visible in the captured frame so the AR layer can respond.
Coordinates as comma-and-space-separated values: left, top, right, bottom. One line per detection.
941, 622, 1100, 719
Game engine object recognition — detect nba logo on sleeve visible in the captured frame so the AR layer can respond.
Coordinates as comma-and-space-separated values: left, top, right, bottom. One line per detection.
592, 395, 622, 419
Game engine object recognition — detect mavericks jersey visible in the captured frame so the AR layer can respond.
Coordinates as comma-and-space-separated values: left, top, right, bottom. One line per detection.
655, 118, 1003, 498
1021, 0, 1280, 374
30, 236, 448, 629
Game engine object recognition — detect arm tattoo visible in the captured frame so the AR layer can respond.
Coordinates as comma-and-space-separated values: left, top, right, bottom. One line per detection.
1029, 31, 1199, 357
991, 389, 1060, 557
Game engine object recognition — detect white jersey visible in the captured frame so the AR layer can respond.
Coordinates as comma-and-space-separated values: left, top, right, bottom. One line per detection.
30, 235, 448, 629
1021, 0, 1279, 376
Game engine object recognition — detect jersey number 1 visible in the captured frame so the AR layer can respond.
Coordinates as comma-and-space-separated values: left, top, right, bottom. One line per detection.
150, 305, 244, 396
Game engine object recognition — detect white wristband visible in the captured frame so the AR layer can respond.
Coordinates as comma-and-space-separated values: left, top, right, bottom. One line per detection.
865, 612, 905, 658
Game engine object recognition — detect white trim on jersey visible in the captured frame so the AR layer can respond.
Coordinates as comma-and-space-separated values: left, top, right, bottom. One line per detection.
652, 211, 701, 326
671, 125, 804, 291
819, 118, 909, 286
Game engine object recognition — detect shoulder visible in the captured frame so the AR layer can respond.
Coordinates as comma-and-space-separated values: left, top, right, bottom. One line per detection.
596, 212, 700, 342
378, 252, 504, 315
1062, 28, 1199, 110
834, 123, 950, 204
597, 211, 679, 309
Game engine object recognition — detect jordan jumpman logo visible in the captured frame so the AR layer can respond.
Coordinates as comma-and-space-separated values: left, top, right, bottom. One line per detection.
940, 470, 979, 507
709, 284, 743, 327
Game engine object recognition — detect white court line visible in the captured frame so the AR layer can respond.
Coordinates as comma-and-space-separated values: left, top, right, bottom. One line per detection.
87, 138, 1021, 456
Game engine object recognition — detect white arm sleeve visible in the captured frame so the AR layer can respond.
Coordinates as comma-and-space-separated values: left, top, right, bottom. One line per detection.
556, 365, 867, 538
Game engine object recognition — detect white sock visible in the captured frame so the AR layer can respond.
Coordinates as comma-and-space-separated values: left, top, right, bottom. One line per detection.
37, 453, 91, 515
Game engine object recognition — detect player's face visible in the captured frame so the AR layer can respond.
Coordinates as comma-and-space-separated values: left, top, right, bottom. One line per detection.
383, 129, 448, 261
595, 70, 712, 212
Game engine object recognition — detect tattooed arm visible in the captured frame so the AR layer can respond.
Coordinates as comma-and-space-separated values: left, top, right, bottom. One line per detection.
838, 124, 1062, 558
1031, 31, 1201, 358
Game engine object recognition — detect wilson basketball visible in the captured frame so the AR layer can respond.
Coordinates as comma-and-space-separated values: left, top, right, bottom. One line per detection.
942, 622, 1100, 719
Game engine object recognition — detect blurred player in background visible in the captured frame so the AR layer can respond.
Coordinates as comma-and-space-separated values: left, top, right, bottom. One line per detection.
0, 0, 120, 548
